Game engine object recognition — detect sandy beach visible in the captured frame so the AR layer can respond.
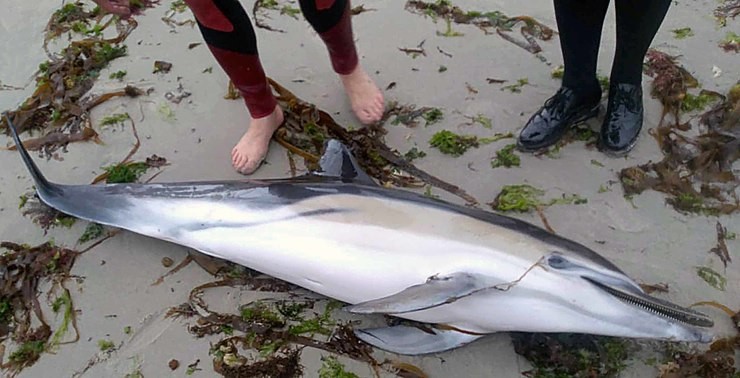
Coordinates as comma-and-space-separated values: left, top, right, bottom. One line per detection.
0, 0, 738, 377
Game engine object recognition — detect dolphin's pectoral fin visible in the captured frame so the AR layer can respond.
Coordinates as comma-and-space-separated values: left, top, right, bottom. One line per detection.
344, 272, 490, 314
314, 139, 377, 186
354, 325, 483, 355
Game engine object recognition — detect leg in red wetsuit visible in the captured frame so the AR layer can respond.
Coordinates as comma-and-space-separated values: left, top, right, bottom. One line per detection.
185, 0, 384, 174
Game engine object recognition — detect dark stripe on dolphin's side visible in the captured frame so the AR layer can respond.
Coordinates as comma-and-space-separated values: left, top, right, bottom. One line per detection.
175, 208, 354, 232
294, 181, 629, 276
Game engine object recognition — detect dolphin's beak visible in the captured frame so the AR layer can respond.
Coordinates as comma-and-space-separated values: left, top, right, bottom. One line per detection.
582, 276, 715, 328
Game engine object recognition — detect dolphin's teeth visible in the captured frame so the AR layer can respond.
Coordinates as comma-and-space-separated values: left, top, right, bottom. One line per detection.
584, 277, 714, 328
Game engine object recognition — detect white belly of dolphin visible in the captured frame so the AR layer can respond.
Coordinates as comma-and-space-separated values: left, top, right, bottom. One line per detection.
173, 194, 532, 313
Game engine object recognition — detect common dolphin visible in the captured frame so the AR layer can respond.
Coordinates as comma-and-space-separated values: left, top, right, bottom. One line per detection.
4, 113, 714, 355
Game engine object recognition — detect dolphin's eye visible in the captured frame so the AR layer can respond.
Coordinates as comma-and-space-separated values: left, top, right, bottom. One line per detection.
547, 254, 568, 268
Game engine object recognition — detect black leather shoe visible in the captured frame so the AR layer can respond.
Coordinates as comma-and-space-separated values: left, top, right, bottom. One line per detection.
517, 86, 602, 152
598, 83, 644, 157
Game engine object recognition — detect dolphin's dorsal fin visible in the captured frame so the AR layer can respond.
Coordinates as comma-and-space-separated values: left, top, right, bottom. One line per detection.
315, 139, 377, 186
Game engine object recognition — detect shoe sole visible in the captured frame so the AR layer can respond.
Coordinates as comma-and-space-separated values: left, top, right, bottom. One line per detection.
516, 104, 602, 153
598, 133, 640, 158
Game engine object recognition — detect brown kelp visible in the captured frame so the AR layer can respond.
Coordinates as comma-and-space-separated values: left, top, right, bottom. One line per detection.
0, 242, 82, 377
165, 272, 428, 378
714, 0, 740, 26
1, 6, 146, 159
404, 0, 555, 54
251, 0, 298, 33
656, 302, 739, 378
619, 50, 739, 216
257, 78, 480, 205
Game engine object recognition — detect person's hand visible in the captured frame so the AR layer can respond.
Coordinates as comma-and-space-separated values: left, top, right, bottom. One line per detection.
92, 0, 132, 18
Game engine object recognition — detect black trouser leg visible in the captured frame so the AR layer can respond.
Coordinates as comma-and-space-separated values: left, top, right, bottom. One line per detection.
610, 0, 672, 85
554, 0, 610, 93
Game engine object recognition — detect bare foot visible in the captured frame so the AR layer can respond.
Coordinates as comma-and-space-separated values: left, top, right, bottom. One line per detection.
231, 105, 284, 175
339, 65, 385, 124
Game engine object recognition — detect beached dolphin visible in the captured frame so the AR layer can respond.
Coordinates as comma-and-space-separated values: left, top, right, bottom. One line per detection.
4, 113, 714, 355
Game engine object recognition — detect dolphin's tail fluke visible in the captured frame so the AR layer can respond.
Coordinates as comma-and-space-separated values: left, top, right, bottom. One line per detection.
3, 112, 63, 200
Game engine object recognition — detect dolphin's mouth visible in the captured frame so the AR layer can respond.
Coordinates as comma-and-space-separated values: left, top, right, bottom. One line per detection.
583, 277, 714, 328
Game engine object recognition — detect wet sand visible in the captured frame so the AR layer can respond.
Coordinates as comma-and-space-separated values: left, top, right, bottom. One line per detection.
0, 0, 738, 377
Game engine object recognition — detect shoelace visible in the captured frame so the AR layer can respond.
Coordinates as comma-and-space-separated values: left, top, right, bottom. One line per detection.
611, 85, 639, 111
543, 88, 570, 114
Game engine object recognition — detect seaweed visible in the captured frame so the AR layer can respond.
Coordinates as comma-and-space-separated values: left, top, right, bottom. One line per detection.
214, 344, 303, 377
489, 184, 545, 213
264, 78, 479, 205
478, 132, 514, 144
436, 18, 464, 37
422, 108, 444, 126
165, 277, 427, 378
399, 40, 427, 58
512, 333, 633, 378
655, 310, 739, 378
18, 191, 78, 233
109, 70, 127, 80
642, 49, 699, 119
672, 27, 694, 39
709, 221, 732, 267
429, 130, 479, 156
719, 31, 739, 52
318, 356, 358, 378
405, 1, 555, 54
681, 91, 723, 113
186, 359, 202, 375
490, 184, 587, 232
44, 2, 104, 42
714, 0, 740, 26
78, 223, 105, 244
48, 289, 78, 350
463, 113, 492, 129
101, 161, 148, 183
97, 339, 115, 351
251, 0, 302, 33
533, 119, 599, 156
1, 12, 143, 159
6, 340, 46, 371
490, 185, 587, 213
170, 0, 187, 12
162, 0, 195, 28
490, 144, 520, 168
501, 78, 529, 93
387, 102, 440, 128
618, 50, 739, 215
2, 127, 102, 155
0, 242, 83, 376
89, 117, 169, 184
403, 147, 427, 162
551, 65, 564, 79
696, 266, 727, 291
